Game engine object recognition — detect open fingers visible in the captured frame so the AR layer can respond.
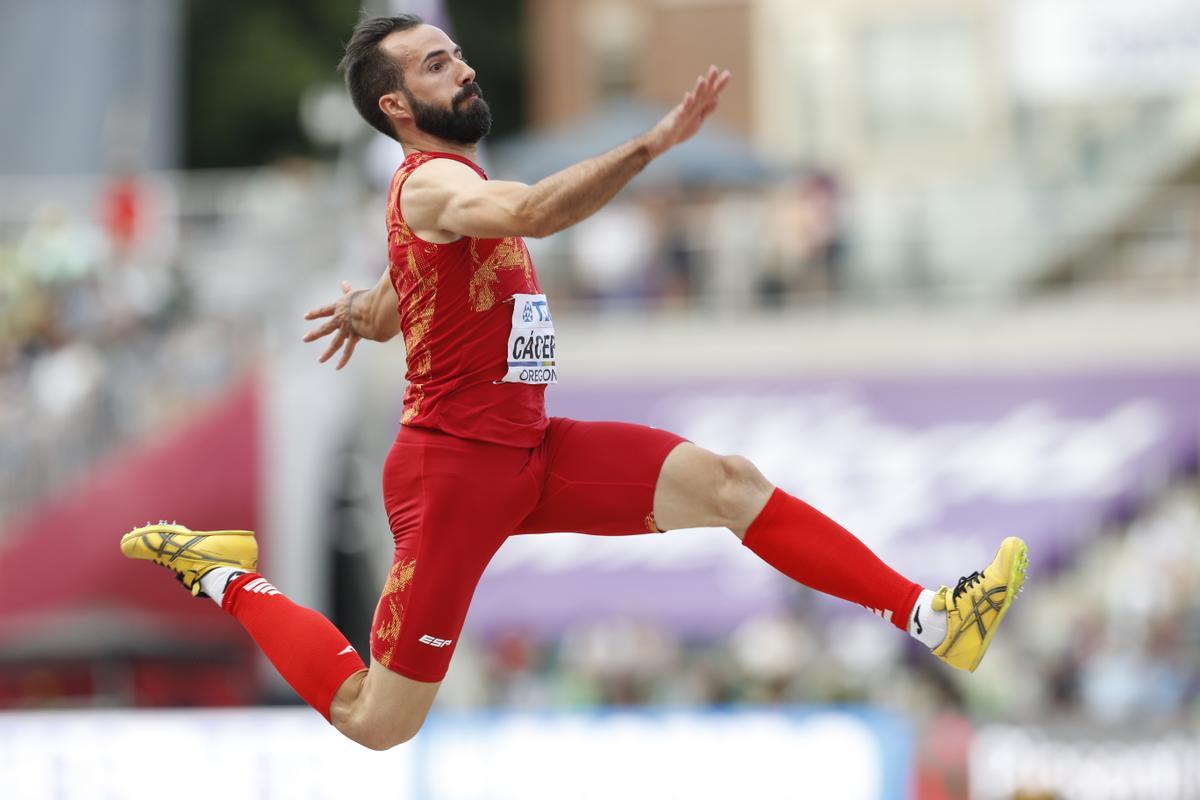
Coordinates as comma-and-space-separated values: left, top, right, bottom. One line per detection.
319, 328, 347, 363
677, 67, 729, 126
304, 303, 335, 321
691, 70, 730, 123
699, 67, 729, 100
302, 317, 339, 343
336, 335, 360, 370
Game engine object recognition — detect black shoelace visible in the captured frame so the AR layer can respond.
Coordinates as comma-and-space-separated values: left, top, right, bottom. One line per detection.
952, 571, 984, 601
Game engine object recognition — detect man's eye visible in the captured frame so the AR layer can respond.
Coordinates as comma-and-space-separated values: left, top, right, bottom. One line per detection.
430, 62, 442, 72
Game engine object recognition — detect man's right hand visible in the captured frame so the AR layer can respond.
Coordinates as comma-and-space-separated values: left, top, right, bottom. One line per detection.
644, 65, 732, 159
303, 280, 365, 370
301, 268, 401, 369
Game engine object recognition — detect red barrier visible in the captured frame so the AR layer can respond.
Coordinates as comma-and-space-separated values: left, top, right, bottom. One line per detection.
0, 376, 261, 657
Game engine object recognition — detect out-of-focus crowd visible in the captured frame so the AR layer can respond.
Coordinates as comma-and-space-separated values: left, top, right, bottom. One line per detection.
528, 172, 847, 313
0, 166, 850, 526
0, 177, 244, 524
1019, 481, 1200, 725
443, 480, 1200, 730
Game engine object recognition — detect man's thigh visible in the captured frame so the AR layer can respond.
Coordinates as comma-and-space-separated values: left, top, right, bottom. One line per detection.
513, 417, 687, 536
375, 426, 537, 681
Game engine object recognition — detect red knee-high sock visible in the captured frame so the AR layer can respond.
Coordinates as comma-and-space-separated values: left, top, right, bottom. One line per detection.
742, 488, 922, 630
222, 573, 367, 721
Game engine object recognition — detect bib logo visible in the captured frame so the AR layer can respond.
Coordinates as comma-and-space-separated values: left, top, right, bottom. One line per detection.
522, 299, 551, 324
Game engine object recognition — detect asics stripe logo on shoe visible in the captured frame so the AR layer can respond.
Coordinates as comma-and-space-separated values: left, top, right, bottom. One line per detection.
947, 585, 1006, 648
143, 532, 245, 568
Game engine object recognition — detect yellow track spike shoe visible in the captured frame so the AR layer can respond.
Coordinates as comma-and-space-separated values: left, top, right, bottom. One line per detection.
120, 521, 258, 598
932, 536, 1028, 672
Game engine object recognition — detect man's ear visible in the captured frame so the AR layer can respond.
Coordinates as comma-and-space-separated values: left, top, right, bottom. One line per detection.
380, 91, 411, 126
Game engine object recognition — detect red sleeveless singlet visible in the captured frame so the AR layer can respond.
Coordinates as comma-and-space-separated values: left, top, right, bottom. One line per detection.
386, 151, 549, 447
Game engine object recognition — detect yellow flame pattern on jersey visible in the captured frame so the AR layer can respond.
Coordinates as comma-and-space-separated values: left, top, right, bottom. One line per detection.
468, 236, 533, 312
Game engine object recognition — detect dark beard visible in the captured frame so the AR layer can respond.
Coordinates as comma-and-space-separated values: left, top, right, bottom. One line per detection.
405, 83, 492, 145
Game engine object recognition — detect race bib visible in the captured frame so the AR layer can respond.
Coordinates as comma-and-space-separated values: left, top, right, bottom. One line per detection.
503, 293, 557, 384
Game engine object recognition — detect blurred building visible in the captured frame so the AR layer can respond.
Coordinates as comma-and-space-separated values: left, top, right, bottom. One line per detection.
0, 0, 182, 175
528, 0, 1200, 180
523, 0, 1200, 297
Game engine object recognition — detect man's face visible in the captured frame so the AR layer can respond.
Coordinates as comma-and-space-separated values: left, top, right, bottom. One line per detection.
382, 25, 492, 144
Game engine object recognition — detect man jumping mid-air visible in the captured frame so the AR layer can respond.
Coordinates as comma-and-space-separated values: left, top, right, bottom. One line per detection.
121, 15, 1027, 751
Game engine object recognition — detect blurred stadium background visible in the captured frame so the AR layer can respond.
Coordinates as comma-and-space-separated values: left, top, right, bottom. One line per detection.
1, 0, 1199, 797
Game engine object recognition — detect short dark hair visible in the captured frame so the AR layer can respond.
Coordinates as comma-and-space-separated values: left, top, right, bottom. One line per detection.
338, 15, 424, 140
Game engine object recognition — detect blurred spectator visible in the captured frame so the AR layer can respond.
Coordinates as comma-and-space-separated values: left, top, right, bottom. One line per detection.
761, 171, 845, 305
560, 618, 680, 706
706, 191, 766, 310
728, 613, 812, 702
18, 204, 108, 290
568, 202, 658, 309
17, 204, 109, 345
101, 172, 147, 260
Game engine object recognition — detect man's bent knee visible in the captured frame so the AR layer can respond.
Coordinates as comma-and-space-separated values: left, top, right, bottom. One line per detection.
714, 455, 773, 534
337, 705, 427, 751
654, 444, 774, 534
346, 725, 420, 752
350, 720, 423, 752
328, 664, 438, 751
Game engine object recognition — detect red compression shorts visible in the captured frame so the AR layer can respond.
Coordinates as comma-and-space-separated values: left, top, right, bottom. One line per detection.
371, 417, 687, 682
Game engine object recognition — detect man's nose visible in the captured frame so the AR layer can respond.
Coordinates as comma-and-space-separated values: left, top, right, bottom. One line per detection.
459, 61, 476, 85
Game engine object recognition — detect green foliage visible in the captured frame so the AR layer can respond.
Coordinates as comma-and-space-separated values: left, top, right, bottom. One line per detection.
446, 0, 525, 142
184, 0, 526, 169
184, 0, 361, 168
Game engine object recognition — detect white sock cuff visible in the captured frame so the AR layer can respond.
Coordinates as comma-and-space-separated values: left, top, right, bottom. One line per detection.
908, 588, 947, 649
198, 567, 247, 607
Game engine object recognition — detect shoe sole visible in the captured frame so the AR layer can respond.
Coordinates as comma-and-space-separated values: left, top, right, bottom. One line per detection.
967, 536, 1028, 672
